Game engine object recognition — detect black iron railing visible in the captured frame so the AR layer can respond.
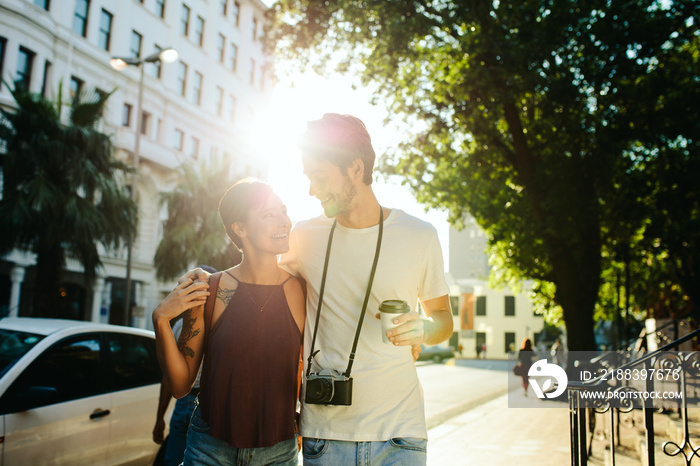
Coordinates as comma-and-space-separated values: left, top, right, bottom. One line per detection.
568, 328, 700, 465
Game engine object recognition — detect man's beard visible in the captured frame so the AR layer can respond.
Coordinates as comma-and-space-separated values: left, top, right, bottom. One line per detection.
323, 178, 356, 218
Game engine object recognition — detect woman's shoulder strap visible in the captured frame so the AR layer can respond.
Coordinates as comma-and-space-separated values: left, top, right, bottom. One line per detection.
204, 272, 223, 337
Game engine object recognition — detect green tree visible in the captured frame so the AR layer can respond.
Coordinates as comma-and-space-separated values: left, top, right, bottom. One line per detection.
154, 156, 243, 281
269, 0, 699, 351
0, 85, 136, 317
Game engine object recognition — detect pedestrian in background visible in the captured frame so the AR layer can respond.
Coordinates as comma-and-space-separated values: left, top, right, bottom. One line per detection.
550, 337, 565, 368
518, 338, 534, 396
152, 265, 216, 466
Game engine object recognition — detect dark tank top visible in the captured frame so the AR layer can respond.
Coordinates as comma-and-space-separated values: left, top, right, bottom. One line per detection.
199, 271, 302, 448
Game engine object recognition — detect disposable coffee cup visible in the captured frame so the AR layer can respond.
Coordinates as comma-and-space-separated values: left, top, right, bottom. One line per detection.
379, 300, 410, 344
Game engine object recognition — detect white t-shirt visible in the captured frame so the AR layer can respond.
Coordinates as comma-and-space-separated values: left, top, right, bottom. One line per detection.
280, 209, 449, 441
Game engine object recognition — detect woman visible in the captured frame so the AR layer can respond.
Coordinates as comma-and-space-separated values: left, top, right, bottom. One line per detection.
152, 179, 305, 465
518, 337, 534, 396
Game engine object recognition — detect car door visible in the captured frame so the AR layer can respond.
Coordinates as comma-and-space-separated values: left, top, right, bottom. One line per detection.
0, 334, 111, 465
105, 332, 165, 466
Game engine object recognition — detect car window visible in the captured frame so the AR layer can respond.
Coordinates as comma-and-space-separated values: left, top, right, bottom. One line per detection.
0, 329, 44, 377
106, 333, 161, 391
0, 335, 102, 413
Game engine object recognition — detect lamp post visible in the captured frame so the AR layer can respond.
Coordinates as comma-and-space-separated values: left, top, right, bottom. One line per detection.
110, 47, 178, 326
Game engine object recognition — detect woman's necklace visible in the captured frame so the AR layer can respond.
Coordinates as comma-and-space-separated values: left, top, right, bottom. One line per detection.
243, 271, 280, 312
245, 286, 278, 312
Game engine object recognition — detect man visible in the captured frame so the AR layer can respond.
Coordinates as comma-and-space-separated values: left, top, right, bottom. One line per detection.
282, 113, 453, 465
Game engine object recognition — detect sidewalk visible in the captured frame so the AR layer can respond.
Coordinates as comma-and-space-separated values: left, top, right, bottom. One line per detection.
427, 390, 571, 466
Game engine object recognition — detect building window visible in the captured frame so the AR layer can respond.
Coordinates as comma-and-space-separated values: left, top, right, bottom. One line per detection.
475, 296, 486, 316
232, 1, 240, 27
476, 332, 486, 357
505, 296, 515, 316
449, 296, 459, 317
140, 111, 151, 136
215, 86, 224, 116
192, 71, 202, 105
41, 60, 52, 97
230, 43, 238, 72
98, 9, 113, 51
191, 137, 200, 159
0, 39, 7, 91
73, 0, 89, 37
195, 16, 205, 47
249, 58, 256, 85
228, 94, 237, 122
177, 62, 188, 97
154, 0, 165, 18
505, 332, 516, 354
252, 16, 258, 42
130, 30, 142, 59
174, 128, 184, 151
95, 88, 107, 116
151, 44, 163, 78
122, 103, 132, 127
33, 0, 50, 10
181, 4, 190, 37
69, 76, 83, 102
217, 34, 225, 63
16, 47, 35, 91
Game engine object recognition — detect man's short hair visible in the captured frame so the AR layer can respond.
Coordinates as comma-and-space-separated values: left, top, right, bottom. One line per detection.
299, 113, 375, 185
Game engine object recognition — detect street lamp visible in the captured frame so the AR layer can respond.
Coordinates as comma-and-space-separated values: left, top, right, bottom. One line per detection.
110, 47, 178, 326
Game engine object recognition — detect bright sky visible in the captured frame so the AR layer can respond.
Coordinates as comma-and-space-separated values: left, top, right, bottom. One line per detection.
249, 70, 451, 270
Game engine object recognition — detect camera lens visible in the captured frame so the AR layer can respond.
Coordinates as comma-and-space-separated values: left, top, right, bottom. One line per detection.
306, 377, 334, 403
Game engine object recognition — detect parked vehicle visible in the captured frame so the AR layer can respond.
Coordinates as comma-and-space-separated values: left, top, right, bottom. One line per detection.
417, 344, 455, 363
0, 317, 172, 465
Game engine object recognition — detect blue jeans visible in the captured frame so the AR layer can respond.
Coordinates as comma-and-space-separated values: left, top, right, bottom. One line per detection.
302, 437, 427, 466
164, 392, 198, 466
183, 404, 298, 465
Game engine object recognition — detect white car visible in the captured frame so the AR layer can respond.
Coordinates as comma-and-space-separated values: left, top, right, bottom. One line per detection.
0, 317, 173, 465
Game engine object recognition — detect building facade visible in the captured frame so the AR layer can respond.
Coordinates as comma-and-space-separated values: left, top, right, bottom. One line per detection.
0, 0, 272, 328
448, 215, 544, 359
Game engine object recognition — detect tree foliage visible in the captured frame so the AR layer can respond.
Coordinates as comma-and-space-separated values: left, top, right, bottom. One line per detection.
269, 0, 700, 351
0, 85, 136, 316
154, 156, 244, 281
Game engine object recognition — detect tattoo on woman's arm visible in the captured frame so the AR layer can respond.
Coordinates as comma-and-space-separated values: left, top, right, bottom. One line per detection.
217, 286, 236, 307
178, 310, 200, 358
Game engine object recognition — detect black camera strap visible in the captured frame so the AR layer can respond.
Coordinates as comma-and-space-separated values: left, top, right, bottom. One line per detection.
306, 206, 384, 379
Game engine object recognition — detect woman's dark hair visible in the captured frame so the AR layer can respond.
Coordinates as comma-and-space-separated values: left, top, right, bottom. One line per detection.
520, 338, 533, 351
299, 113, 376, 185
218, 178, 273, 251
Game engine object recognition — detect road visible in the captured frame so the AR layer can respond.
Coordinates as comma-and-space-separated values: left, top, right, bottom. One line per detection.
418, 359, 511, 429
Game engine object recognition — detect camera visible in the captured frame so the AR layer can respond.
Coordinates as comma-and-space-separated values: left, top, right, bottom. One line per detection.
304, 369, 353, 406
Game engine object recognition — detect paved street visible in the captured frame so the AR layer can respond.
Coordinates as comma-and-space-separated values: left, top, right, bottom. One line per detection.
419, 359, 571, 466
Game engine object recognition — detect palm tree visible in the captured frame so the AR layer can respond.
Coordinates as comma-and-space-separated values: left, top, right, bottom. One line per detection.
0, 84, 136, 317
154, 155, 244, 281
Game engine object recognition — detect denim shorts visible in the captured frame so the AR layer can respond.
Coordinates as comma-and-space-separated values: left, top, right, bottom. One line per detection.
182, 404, 298, 466
302, 437, 427, 466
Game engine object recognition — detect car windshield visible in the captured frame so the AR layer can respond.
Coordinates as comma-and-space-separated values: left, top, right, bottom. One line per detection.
0, 329, 45, 377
